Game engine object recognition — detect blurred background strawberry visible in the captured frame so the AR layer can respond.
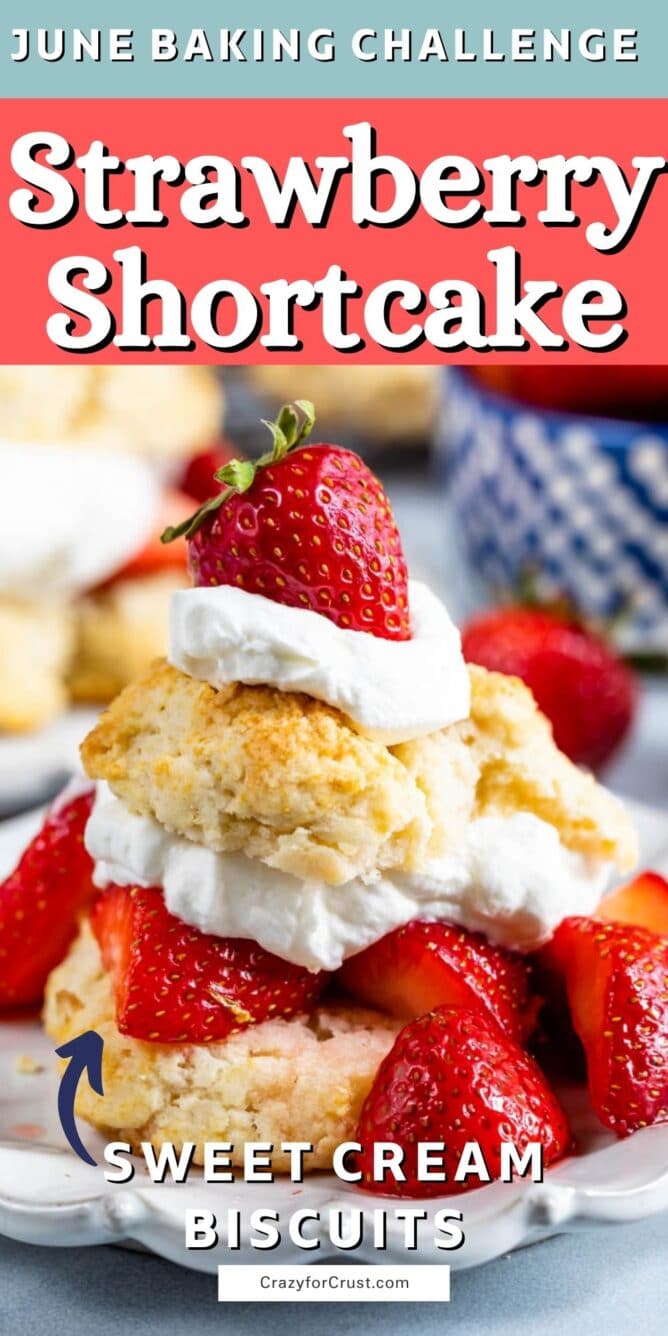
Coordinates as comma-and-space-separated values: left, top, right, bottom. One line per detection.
462, 606, 637, 771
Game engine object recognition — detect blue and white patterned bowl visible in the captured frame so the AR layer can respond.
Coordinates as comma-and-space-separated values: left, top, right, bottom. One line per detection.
439, 369, 668, 655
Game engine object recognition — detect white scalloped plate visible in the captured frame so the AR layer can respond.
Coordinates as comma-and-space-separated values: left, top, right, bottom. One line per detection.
0, 800, 667, 1272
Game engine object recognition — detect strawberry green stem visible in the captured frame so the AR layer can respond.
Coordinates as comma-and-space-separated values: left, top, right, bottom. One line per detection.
161, 399, 316, 544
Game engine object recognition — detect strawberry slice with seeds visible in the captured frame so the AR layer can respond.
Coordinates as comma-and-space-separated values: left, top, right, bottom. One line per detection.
338, 920, 538, 1045
547, 916, 668, 1135
162, 401, 411, 641
0, 786, 96, 1008
91, 884, 327, 1043
356, 1005, 571, 1196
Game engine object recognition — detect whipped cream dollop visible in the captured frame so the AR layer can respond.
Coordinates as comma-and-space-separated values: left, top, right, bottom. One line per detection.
87, 787, 611, 970
0, 443, 160, 599
168, 579, 471, 744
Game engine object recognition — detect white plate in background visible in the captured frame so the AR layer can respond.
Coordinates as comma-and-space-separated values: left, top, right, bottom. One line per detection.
0, 799, 667, 1272
0, 708, 98, 819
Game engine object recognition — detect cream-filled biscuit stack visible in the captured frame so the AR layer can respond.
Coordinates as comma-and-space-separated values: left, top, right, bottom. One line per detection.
45, 403, 637, 1171
0, 443, 191, 733
0, 368, 223, 733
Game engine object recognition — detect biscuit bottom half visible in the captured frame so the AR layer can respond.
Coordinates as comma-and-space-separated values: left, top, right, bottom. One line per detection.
44, 922, 402, 1171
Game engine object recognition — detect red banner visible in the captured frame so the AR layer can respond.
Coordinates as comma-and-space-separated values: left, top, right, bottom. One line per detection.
1, 98, 666, 362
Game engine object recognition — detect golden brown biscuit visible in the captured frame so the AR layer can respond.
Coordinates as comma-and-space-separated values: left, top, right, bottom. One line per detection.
81, 660, 636, 883
69, 570, 189, 704
44, 924, 401, 1170
0, 367, 223, 463
0, 598, 75, 732
80, 660, 436, 885
457, 665, 635, 869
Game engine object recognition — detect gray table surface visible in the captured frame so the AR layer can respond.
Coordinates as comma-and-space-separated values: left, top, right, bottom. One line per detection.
2, 477, 667, 1333
1, 1216, 668, 1336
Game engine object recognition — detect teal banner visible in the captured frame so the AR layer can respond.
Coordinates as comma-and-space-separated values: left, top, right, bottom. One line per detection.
2, 0, 665, 97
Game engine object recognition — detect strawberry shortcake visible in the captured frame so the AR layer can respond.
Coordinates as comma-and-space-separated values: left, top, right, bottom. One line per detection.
0, 367, 226, 733
0, 444, 193, 733
22, 401, 665, 1192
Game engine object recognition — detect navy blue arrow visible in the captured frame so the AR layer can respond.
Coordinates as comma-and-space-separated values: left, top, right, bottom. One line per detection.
55, 1030, 104, 1166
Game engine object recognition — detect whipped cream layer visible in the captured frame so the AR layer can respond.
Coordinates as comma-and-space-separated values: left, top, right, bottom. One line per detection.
168, 579, 471, 745
0, 443, 160, 600
87, 787, 611, 970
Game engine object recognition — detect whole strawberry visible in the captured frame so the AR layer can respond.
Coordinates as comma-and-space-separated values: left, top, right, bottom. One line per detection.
462, 607, 636, 770
162, 402, 410, 641
356, 1005, 571, 1196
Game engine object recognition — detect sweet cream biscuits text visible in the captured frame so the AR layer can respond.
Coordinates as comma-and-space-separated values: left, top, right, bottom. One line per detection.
102, 1137, 547, 1253
103, 1137, 546, 1186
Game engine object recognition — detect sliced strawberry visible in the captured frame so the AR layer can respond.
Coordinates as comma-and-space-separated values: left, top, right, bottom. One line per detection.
179, 442, 237, 503
162, 402, 411, 642
597, 871, 668, 936
111, 488, 193, 583
356, 1005, 571, 1196
91, 884, 327, 1043
338, 920, 538, 1045
548, 916, 668, 1135
0, 787, 96, 1008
